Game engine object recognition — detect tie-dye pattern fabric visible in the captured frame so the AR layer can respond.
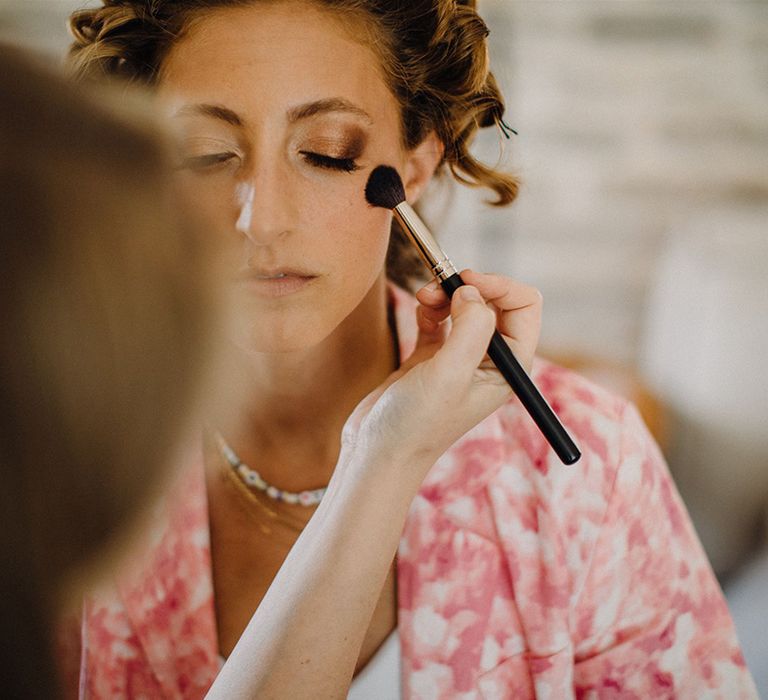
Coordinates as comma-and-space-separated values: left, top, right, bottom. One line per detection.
64, 286, 756, 699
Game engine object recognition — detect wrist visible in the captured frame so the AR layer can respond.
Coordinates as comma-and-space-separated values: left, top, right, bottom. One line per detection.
331, 436, 437, 506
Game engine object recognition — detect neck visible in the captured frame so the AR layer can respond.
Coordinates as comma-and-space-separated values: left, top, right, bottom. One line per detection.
225, 275, 396, 491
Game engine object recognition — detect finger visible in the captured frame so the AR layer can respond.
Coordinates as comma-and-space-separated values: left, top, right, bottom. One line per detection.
459, 270, 542, 373
427, 285, 496, 381
415, 280, 453, 327
419, 273, 541, 336
419, 300, 452, 327
392, 302, 452, 382
419, 273, 542, 372
415, 280, 449, 308
415, 303, 444, 339
459, 269, 543, 313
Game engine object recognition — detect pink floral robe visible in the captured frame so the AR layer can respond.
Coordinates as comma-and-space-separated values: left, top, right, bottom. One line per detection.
62, 286, 757, 699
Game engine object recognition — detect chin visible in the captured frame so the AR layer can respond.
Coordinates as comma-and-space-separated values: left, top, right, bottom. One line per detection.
231, 313, 336, 355
229, 273, 385, 355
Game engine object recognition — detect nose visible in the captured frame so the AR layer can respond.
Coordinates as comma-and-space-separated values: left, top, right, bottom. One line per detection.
235, 165, 296, 247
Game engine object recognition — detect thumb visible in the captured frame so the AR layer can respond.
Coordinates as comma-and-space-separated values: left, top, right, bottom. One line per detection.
428, 285, 496, 380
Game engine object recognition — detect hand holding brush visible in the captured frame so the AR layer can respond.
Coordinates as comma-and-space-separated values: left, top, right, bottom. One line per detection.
365, 165, 581, 465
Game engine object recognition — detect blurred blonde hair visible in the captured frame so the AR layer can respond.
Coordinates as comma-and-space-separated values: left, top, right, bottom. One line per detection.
0, 44, 231, 697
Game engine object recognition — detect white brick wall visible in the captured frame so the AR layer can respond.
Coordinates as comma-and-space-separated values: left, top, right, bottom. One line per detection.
461, 1, 768, 368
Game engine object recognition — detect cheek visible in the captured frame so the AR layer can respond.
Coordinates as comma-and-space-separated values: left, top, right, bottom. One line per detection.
175, 172, 240, 235
301, 176, 392, 276
231, 176, 394, 353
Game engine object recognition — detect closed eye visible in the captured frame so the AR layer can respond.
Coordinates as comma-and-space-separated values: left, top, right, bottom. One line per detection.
300, 151, 361, 173
178, 152, 238, 171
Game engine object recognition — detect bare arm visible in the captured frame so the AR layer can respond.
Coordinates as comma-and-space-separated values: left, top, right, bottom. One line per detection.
206, 443, 426, 699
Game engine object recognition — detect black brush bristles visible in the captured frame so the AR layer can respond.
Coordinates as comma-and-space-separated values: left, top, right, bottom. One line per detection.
365, 165, 406, 210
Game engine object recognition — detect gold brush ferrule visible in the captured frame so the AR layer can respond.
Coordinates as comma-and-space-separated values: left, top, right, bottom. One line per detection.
392, 202, 458, 283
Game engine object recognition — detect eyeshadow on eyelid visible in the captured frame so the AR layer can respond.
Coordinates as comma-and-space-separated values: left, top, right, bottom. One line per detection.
302, 131, 367, 158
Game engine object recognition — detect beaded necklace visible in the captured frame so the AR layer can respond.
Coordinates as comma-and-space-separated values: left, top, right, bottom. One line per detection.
216, 432, 326, 507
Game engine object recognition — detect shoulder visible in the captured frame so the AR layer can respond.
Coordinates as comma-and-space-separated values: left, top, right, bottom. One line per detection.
424, 357, 645, 551
481, 358, 653, 600
418, 356, 643, 521
488, 357, 671, 541
493, 356, 635, 491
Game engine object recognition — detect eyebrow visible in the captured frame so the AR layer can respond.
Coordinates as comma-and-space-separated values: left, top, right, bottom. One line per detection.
174, 97, 373, 128
174, 103, 244, 127
287, 98, 373, 124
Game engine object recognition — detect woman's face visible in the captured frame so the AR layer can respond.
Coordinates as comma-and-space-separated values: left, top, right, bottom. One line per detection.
159, 1, 408, 353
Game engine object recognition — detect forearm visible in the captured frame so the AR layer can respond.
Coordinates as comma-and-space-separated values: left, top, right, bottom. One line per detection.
206, 444, 425, 699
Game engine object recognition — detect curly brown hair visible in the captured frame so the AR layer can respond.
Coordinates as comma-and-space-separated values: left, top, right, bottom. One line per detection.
69, 0, 519, 288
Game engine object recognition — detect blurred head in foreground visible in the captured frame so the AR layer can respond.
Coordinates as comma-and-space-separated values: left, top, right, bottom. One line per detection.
0, 44, 235, 697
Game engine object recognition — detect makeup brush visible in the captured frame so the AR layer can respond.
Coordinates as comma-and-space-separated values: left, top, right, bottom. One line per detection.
365, 165, 580, 465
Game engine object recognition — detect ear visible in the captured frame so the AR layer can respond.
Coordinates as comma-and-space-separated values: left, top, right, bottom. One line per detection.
402, 131, 444, 205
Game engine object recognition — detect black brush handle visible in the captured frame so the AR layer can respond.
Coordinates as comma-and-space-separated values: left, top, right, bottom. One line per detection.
440, 273, 581, 465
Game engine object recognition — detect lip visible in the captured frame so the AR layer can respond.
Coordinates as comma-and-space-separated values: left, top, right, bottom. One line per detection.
238, 268, 319, 298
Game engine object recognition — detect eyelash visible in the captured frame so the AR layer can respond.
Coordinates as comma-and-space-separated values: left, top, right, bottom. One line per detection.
179, 151, 361, 174
299, 151, 361, 173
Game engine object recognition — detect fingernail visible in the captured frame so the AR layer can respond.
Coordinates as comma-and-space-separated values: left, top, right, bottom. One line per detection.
427, 279, 440, 292
460, 285, 482, 302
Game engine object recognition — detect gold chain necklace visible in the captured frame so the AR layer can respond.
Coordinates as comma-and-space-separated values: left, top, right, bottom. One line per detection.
213, 435, 308, 535
222, 465, 306, 535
